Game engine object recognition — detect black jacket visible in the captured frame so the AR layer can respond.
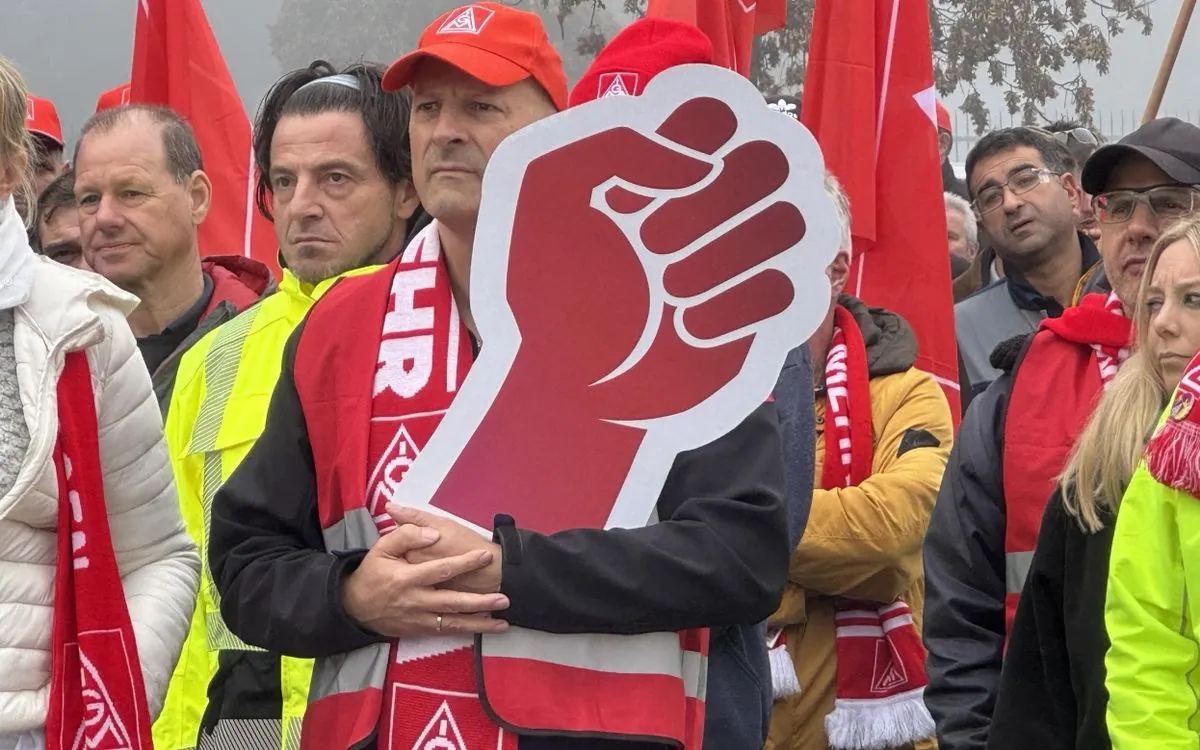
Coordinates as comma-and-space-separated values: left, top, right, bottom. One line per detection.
208, 321, 791, 750
923, 362, 1011, 750
924, 275, 1111, 750
986, 492, 1113, 750
943, 159, 969, 200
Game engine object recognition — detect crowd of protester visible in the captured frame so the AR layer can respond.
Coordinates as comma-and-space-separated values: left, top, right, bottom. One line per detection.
2, 3, 1200, 750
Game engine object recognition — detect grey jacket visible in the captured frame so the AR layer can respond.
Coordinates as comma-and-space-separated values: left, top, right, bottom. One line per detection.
704, 344, 816, 750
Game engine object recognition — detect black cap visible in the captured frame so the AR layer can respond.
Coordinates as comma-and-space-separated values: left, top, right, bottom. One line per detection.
1082, 117, 1200, 194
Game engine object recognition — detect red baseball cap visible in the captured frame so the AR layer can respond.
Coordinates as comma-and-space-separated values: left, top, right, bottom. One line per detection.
95, 83, 132, 114
569, 18, 714, 108
26, 95, 64, 146
382, 3, 568, 111
936, 101, 952, 134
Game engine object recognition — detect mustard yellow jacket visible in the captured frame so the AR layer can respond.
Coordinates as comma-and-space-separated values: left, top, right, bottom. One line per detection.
766, 298, 953, 750
153, 267, 380, 750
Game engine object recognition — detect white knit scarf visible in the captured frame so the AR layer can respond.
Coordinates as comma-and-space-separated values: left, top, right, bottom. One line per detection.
0, 198, 36, 311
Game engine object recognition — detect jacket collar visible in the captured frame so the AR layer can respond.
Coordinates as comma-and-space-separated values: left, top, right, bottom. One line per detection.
200, 255, 274, 319
1001, 231, 1101, 316
0, 198, 36, 311
278, 265, 387, 306
837, 294, 918, 379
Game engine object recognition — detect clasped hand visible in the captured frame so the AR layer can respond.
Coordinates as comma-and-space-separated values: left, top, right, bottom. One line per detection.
340, 505, 507, 638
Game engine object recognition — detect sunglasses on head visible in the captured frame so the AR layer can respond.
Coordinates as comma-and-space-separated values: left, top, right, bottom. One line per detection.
1024, 125, 1098, 146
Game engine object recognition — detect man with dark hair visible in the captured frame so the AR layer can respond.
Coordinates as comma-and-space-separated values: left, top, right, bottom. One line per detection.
1044, 120, 1101, 165
1043, 121, 1102, 240
923, 117, 1200, 750
14, 94, 68, 221
34, 170, 89, 270
154, 61, 422, 750
953, 127, 1099, 390
26, 94, 67, 194
72, 104, 272, 409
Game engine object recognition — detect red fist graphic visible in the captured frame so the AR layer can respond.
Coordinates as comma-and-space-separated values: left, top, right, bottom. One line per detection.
407, 66, 839, 535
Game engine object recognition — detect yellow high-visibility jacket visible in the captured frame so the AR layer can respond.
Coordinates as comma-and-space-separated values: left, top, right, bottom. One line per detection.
1106, 460, 1200, 748
153, 266, 383, 750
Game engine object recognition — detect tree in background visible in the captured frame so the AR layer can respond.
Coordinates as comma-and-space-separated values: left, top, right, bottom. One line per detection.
624, 0, 1154, 132
272, 0, 1155, 132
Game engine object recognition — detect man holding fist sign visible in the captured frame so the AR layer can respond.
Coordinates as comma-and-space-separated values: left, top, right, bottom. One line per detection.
209, 6, 836, 750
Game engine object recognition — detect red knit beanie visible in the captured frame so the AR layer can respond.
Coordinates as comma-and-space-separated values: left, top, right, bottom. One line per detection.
569, 18, 715, 107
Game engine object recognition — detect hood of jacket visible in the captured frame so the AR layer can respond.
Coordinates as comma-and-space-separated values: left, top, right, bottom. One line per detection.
200, 255, 274, 318
839, 293, 918, 379
0, 198, 36, 311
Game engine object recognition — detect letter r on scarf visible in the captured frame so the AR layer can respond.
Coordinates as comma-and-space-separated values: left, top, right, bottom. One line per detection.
377, 337, 435, 398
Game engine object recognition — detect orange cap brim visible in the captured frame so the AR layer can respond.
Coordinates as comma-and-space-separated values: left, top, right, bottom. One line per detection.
382, 43, 532, 93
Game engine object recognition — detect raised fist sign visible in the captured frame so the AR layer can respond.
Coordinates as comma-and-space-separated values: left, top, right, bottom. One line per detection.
401, 64, 839, 535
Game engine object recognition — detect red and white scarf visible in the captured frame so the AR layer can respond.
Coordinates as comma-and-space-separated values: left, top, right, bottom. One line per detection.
45, 351, 154, 750
1093, 292, 1130, 386
1042, 291, 1131, 390
769, 305, 935, 750
1146, 351, 1200, 497
365, 223, 515, 750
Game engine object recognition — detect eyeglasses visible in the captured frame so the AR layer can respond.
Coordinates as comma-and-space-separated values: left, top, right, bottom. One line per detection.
1091, 185, 1200, 224
972, 167, 1059, 218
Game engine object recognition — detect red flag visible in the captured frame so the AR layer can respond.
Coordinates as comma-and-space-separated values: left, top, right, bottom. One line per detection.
646, 0, 787, 76
802, 0, 961, 420
131, 0, 278, 275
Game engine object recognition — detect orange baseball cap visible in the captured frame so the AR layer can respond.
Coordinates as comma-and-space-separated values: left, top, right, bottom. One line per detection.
95, 83, 132, 114
26, 94, 64, 146
382, 3, 568, 111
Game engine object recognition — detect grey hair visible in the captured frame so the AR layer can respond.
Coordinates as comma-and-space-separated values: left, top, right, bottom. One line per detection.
944, 191, 978, 250
823, 171, 852, 255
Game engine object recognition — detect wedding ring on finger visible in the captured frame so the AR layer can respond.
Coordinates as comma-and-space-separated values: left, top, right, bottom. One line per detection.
436, 614, 444, 633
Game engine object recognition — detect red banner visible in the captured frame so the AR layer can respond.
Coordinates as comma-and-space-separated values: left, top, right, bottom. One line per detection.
646, 0, 787, 76
802, 0, 961, 420
131, 0, 278, 276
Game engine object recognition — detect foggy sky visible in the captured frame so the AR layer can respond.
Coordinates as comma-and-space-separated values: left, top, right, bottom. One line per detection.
2, 0, 1196, 149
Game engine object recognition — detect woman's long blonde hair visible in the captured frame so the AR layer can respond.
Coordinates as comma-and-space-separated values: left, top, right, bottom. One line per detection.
0, 56, 34, 221
1061, 213, 1200, 532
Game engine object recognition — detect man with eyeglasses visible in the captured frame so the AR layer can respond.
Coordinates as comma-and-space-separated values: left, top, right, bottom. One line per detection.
922, 116, 1200, 750
1043, 121, 1102, 240
954, 128, 1096, 390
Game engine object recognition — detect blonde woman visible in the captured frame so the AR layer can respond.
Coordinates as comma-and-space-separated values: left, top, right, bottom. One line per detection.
1105, 212, 1200, 748
0, 59, 198, 749
986, 212, 1200, 750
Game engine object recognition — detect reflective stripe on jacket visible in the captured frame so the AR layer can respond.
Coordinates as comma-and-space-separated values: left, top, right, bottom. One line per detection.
154, 267, 379, 750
